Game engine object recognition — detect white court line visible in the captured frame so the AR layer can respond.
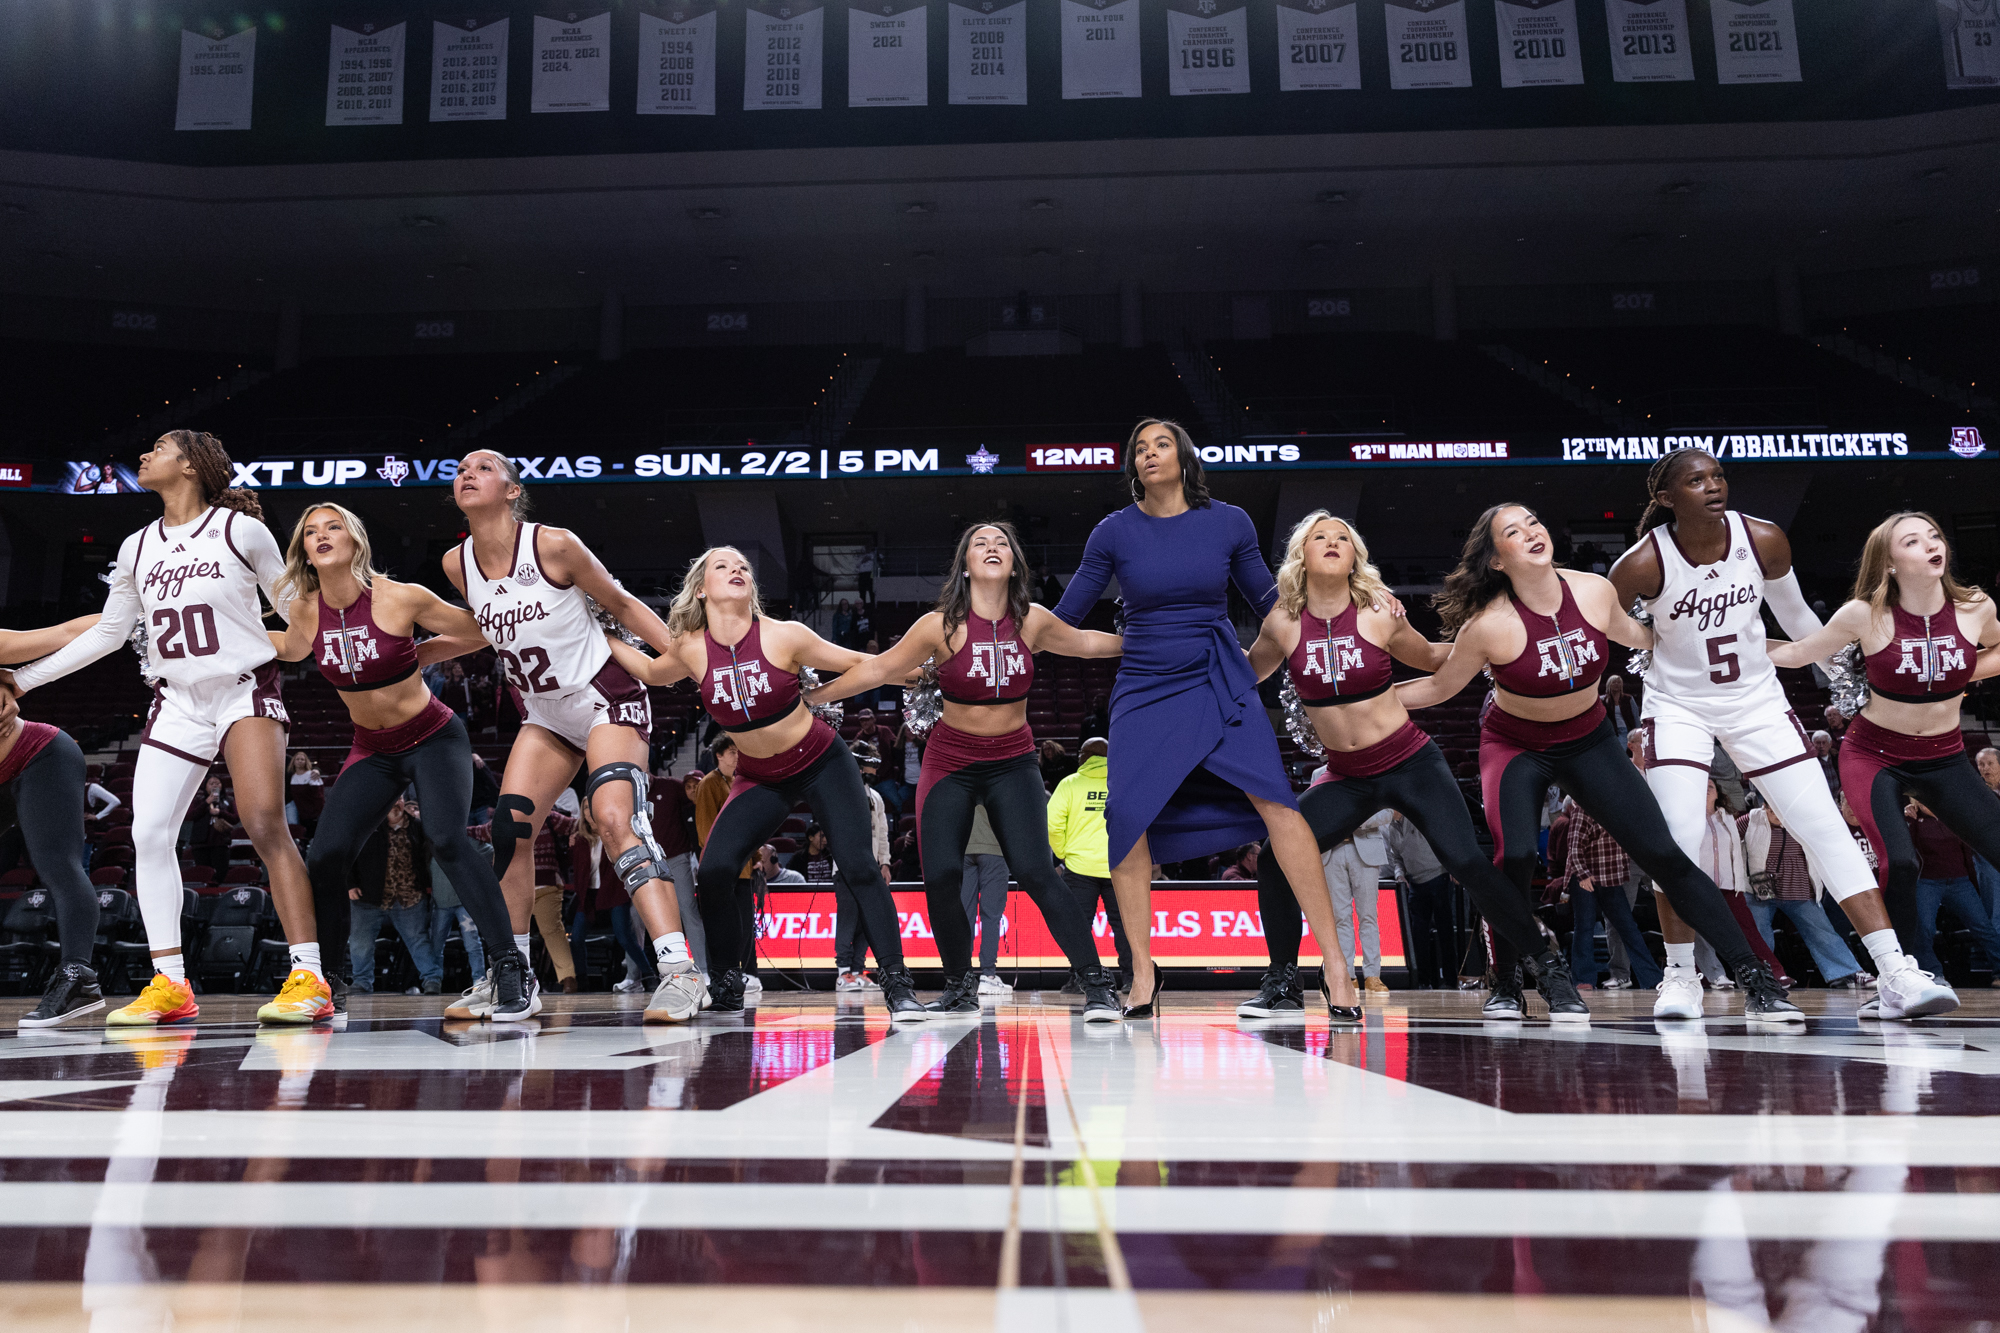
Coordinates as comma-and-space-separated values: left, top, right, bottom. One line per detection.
5, 1180, 1997, 1241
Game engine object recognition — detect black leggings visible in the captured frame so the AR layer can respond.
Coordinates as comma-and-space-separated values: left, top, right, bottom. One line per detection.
1486, 716, 1756, 980
7, 732, 100, 966
305, 714, 514, 984
697, 736, 903, 972
919, 752, 1101, 979
1863, 751, 2000, 900
1258, 741, 1547, 969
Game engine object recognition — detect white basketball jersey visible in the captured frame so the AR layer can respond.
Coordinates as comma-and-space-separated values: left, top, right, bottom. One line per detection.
459, 522, 609, 696
123, 506, 282, 689
1639, 510, 1775, 703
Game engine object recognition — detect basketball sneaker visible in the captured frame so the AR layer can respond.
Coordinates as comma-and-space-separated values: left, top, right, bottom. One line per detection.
643, 958, 708, 1024
446, 969, 494, 1019
1236, 964, 1304, 1018
1861, 959, 1959, 1020
257, 969, 334, 1025
1652, 965, 1706, 1020
107, 974, 199, 1027
19, 962, 106, 1028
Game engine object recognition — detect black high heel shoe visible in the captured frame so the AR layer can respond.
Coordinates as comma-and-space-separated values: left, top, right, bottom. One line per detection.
1122, 962, 1166, 1019
1320, 967, 1363, 1025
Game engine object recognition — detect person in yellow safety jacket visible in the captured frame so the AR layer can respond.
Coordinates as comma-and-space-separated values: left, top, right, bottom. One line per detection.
1048, 737, 1132, 987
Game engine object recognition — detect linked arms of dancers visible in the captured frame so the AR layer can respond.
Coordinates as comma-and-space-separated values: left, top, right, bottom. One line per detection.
1394, 573, 1651, 712
803, 608, 1122, 706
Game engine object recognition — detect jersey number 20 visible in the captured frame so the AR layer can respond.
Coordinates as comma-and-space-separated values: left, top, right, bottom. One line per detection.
152, 605, 220, 659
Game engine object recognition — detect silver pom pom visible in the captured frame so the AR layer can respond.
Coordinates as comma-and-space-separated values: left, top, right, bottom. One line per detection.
128, 618, 159, 685
901, 656, 943, 738
798, 666, 845, 728
1281, 672, 1326, 760
586, 587, 647, 648
1824, 643, 1869, 719
1625, 598, 1655, 679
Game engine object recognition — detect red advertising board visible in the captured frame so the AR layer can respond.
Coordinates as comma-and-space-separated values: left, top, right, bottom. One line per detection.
0, 463, 32, 487
756, 883, 1405, 970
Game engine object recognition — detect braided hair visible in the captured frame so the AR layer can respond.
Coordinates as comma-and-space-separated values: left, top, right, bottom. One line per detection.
1635, 447, 1713, 540
161, 430, 263, 520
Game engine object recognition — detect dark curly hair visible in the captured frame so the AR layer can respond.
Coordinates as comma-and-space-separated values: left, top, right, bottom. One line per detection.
1637, 447, 1717, 539
159, 430, 262, 520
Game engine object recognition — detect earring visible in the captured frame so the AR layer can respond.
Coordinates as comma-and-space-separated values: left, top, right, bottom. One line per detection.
964, 571, 971, 579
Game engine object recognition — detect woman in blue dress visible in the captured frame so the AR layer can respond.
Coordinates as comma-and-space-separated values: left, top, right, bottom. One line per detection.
1053, 420, 1361, 1019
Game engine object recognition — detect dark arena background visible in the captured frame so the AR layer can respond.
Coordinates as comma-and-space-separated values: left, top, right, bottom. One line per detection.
0, 0, 1997, 1328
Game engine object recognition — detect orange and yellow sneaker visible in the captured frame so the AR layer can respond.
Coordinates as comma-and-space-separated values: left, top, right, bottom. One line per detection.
257, 969, 334, 1025
106, 974, 199, 1027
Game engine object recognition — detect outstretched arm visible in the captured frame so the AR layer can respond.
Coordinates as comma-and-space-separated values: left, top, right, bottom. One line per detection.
0, 615, 100, 666
1022, 605, 1121, 660
1246, 605, 1298, 683
607, 635, 693, 687
1051, 522, 1115, 627
268, 592, 319, 663
1381, 612, 1448, 671
1571, 572, 1652, 650
767, 619, 871, 676
807, 615, 944, 705
1393, 622, 1493, 711
9, 541, 144, 694
541, 528, 676, 657
402, 582, 491, 667
1768, 600, 1872, 670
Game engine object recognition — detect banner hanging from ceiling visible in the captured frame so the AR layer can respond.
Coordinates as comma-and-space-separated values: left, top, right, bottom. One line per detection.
637, 0, 717, 114
1939, 0, 2000, 88
1494, 0, 1583, 87
1605, 0, 1694, 82
1275, 0, 1361, 91
1060, 0, 1143, 99
948, 0, 1027, 102
1167, 0, 1250, 96
1710, 0, 1802, 83
326, 19, 407, 126
1384, 0, 1471, 89
745, 0, 825, 109
431, 15, 509, 120
850, 0, 929, 106
175, 25, 257, 130
531, 8, 611, 111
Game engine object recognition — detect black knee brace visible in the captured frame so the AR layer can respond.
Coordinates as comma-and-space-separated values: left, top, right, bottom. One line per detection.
586, 761, 668, 893
490, 793, 537, 878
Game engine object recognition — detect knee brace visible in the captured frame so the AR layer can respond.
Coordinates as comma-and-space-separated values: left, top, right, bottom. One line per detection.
490, 793, 537, 878
586, 762, 668, 893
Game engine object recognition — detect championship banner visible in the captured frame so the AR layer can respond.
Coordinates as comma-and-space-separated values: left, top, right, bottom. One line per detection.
637, 0, 717, 115
1384, 0, 1471, 90
531, 8, 611, 111
849, 0, 929, 107
1060, 0, 1143, 99
1494, 0, 1582, 87
326, 19, 407, 126
1605, 0, 1693, 83
432, 15, 509, 121
948, 0, 1027, 103
1276, 0, 1360, 91
1939, 0, 2000, 88
1709, 0, 1801, 84
175, 25, 257, 130
746, 0, 825, 110
1167, 0, 1249, 96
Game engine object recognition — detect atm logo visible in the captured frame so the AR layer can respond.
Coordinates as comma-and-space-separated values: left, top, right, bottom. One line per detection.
1027, 445, 1120, 472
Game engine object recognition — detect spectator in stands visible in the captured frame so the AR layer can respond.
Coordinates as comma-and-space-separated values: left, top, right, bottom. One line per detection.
467, 752, 499, 826
1035, 563, 1065, 607
962, 806, 1011, 994
832, 599, 856, 648
1080, 694, 1110, 746
1039, 739, 1075, 791
760, 845, 804, 884
1562, 797, 1663, 991
1692, 778, 1790, 987
1976, 748, 2000, 977
1603, 675, 1639, 750
850, 707, 886, 757
849, 601, 874, 650
436, 660, 476, 721
284, 751, 322, 831
695, 736, 761, 995
856, 548, 877, 608
1386, 812, 1457, 990
890, 830, 922, 883
532, 791, 584, 994
1050, 736, 1131, 988
84, 773, 121, 823
648, 768, 705, 976
1822, 706, 1849, 745
1812, 731, 1841, 795
190, 774, 236, 882
1740, 800, 1868, 989
347, 796, 441, 995
1905, 798, 2000, 979
1322, 804, 1394, 993
1219, 844, 1259, 880
876, 721, 922, 823
790, 826, 835, 882
428, 824, 488, 989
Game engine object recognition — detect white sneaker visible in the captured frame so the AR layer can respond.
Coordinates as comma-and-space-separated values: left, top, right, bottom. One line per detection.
1601, 977, 1632, 990
1653, 966, 1706, 1020
1706, 975, 1737, 990
612, 977, 644, 994
644, 960, 709, 1024
741, 975, 763, 995
861, 972, 883, 991
445, 971, 494, 1019
835, 970, 866, 992
977, 974, 1012, 996
1860, 961, 1960, 1020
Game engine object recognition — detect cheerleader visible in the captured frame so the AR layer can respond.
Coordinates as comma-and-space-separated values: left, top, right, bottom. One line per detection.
802, 521, 1126, 1019
1612, 452, 1958, 1021
1240, 512, 1585, 1019
0, 431, 327, 1026
445, 450, 703, 1024
1766, 511, 2000, 1016
1400, 502, 1801, 1022
605, 547, 927, 1019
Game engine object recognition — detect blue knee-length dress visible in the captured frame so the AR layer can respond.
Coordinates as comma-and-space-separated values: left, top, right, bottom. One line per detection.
1053, 500, 1297, 866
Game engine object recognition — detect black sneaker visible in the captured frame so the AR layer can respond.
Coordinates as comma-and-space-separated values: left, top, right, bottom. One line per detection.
1236, 964, 1304, 1018
708, 968, 747, 1014
880, 968, 928, 1023
1079, 968, 1122, 1023
927, 972, 982, 1014
1058, 973, 1084, 995
490, 952, 541, 1023
1527, 950, 1591, 1024
19, 962, 105, 1028
1482, 964, 1525, 1020
1737, 960, 1805, 1024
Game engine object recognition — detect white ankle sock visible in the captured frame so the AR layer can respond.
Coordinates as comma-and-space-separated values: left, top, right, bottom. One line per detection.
1861, 929, 1908, 974
156, 953, 186, 986
654, 933, 690, 967
289, 943, 325, 983
1664, 943, 1696, 970
514, 933, 532, 966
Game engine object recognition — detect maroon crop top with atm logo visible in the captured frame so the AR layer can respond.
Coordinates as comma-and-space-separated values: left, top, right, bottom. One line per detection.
939, 615, 1034, 705
700, 617, 804, 732
1865, 603, 1976, 704
1288, 603, 1393, 705
315, 589, 420, 692
1489, 579, 1608, 698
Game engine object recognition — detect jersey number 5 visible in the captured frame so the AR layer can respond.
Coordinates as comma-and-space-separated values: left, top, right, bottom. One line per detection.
497, 646, 556, 693
152, 605, 220, 659
1706, 634, 1740, 685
